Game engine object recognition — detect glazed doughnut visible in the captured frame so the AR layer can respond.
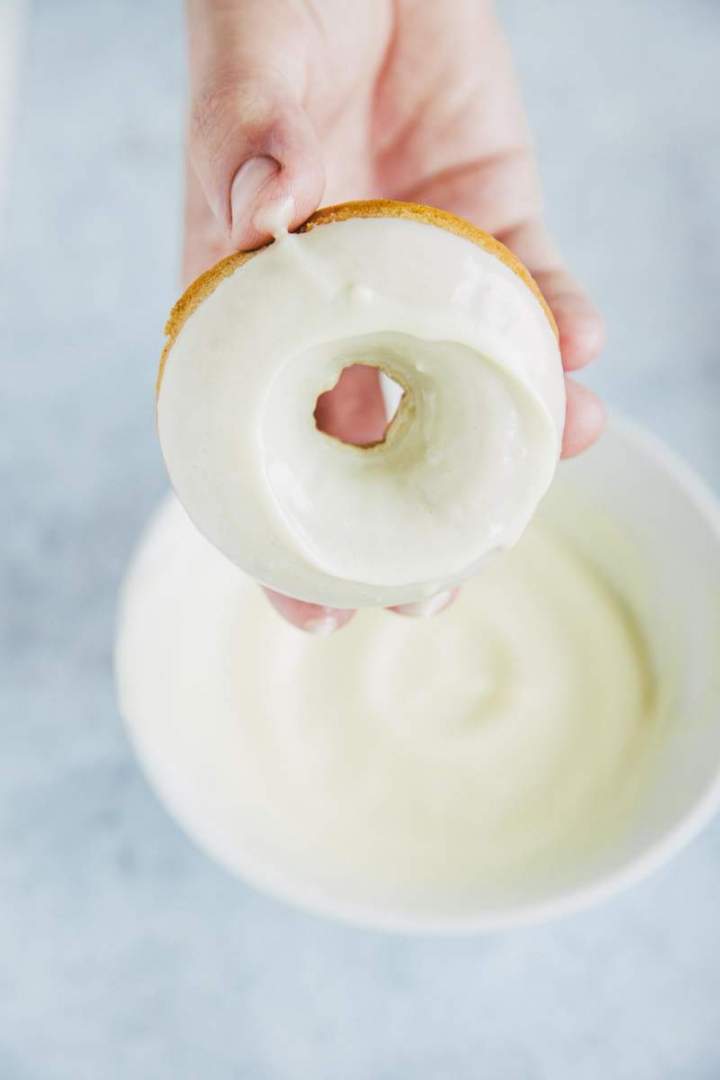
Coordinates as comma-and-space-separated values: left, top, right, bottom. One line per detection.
157, 200, 564, 608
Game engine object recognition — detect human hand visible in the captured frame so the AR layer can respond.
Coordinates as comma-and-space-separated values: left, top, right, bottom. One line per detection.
183, 0, 606, 632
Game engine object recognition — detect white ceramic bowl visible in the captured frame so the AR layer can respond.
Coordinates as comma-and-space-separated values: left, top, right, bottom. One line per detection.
117, 418, 720, 933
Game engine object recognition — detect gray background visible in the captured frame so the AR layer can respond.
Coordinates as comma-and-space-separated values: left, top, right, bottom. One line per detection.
1, 1, 719, 1077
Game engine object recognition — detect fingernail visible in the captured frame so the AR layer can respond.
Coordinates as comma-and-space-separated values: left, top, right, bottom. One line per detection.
303, 613, 341, 636
230, 156, 278, 235
392, 589, 455, 618
253, 193, 295, 239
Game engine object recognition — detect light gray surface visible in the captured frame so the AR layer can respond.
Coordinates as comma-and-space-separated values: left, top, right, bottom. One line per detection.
1, 2, 719, 1077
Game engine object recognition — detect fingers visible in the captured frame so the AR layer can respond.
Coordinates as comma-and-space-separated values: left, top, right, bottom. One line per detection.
314, 364, 388, 446
531, 264, 606, 372
186, 1, 324, 249
388, 589, 459, 618
562, 378, 606, 457
497, 219, 606, 372
263, 589, 355, 635
263, 586, 460, 633
496, 219, 606, 455
182, 157, 232, 285
190, 84, 324, 249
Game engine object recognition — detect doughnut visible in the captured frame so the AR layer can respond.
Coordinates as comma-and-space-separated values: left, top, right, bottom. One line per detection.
157, 199, 564, 608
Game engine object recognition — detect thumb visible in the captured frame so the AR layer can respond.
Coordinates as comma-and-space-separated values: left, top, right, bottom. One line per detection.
187, 14, 324, 248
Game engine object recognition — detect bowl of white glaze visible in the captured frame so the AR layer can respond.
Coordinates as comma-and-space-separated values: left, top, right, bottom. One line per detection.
116, 418, 720, 932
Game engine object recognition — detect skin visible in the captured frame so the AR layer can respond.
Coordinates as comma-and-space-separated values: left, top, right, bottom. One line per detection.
184, 0, 606, 633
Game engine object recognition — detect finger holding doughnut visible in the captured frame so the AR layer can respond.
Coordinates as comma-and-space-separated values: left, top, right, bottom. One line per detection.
262, 589, 355, 636
495, 218, 606, 458
496, 219, 606, 375
561, 379, 606, 459
186, 1, 324, 252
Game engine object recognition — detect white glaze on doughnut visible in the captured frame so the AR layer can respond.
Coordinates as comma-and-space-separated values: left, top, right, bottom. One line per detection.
252, 194, 295, 240
158, 215, 565, 606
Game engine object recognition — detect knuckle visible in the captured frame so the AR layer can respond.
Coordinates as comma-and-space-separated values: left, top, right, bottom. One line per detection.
190, 72, 278, 151
190, 76, 238, 146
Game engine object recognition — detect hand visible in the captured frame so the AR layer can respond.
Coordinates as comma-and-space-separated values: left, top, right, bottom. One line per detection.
183, 0, 606, 633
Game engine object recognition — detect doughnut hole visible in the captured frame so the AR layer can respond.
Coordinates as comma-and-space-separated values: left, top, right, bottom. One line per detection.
259, 331, 556, 590
313, 364, 405, 448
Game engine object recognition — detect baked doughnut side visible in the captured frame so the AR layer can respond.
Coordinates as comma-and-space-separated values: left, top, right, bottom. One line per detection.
157, 248, 260, 396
